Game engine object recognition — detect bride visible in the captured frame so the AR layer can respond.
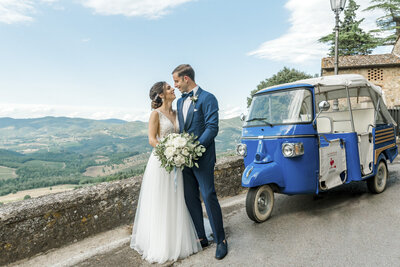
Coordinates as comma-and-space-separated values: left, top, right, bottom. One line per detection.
130, 81, 202, 263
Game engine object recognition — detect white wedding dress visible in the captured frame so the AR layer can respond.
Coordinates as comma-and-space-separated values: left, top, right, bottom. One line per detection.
130, 109, 201, 264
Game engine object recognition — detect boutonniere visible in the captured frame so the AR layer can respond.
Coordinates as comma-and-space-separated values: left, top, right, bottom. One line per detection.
190, 95, 198, 104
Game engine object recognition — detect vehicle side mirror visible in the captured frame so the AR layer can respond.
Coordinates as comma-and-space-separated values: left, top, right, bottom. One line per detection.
313, 101, 330, 128
240, 113, 246, 121
318, 101, 330, 112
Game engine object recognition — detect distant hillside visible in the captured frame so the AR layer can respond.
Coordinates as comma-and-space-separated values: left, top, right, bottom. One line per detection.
0, 116, 242, 155
216, 117, 242, 152
0, 116, 126, 128
0, 116, 243, 197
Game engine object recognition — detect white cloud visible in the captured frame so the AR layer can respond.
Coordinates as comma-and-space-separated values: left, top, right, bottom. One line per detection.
0, 103, 150, 122
81, 38, 91, 42
0, 0, 193, 23
248, 0, 386, 63
80, 0, 195, 19
0, 0, 61, 24
0, 102, 245, 121
0, 0, 35, 24
220, 105, 244, 119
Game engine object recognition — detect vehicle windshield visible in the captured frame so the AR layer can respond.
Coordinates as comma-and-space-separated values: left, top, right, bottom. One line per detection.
245, 88, 313, 127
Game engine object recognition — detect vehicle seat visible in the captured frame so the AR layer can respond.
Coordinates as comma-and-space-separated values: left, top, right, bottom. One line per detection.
317, 108, 374, 134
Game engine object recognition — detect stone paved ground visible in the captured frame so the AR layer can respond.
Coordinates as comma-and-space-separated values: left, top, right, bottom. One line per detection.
76, 158, 400, 267
11, 157, 400, 267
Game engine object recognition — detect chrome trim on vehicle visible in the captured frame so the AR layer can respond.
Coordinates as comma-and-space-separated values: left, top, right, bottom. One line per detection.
241, 134, 317, 140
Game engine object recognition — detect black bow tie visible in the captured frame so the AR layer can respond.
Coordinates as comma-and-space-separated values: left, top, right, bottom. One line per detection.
181, 91, 194, 99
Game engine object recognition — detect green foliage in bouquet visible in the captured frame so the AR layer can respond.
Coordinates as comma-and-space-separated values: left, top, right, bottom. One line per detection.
154, 132, 206, 173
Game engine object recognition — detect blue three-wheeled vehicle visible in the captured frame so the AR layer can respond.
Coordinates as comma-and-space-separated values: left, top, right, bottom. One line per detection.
236, 74, 398, 223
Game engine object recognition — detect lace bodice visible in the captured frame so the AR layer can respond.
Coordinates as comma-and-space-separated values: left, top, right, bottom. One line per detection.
156, 109, 179, 139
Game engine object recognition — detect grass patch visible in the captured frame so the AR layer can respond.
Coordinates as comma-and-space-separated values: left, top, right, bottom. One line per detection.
22, 160, 65, 169
0, 166, 17, 180
0, 184, 75, 204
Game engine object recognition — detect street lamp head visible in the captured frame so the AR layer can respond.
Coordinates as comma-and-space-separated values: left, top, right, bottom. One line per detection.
330, 0, 346, 12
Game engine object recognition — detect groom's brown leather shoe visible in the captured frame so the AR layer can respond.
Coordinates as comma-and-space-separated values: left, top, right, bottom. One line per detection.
215, 240, 228, 260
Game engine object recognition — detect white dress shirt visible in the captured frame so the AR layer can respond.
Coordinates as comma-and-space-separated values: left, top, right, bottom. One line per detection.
183, 86, 198, 123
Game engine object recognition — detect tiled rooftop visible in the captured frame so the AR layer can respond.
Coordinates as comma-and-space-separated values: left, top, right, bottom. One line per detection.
322, 54, 400, 69
322, 36, 400, 69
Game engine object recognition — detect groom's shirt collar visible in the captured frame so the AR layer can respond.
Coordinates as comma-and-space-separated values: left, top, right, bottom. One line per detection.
183, 86, 199, 123
189, 86, 199, 96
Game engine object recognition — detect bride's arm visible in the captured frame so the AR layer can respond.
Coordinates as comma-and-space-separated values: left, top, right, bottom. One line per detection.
148, 110, 159, 148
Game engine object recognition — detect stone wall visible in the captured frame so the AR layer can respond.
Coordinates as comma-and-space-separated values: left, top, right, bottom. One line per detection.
0, 156, 245, 266
322, 67, 400, 107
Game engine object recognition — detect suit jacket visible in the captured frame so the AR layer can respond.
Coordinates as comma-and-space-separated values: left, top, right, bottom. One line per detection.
178, 87, 219, 164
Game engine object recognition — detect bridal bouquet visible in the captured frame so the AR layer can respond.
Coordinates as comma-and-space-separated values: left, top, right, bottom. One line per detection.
155, 133, 206, 173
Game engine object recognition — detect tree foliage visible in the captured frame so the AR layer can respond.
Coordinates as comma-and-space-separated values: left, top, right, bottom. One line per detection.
247, 67, 314, 107
0, 149, 143, 196
319, 0, 381, 56
364, 0, 400, 45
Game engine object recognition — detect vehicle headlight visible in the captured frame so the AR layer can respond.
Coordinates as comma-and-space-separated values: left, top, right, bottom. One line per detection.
236, 143, 247, 157
282, 142, 304, 157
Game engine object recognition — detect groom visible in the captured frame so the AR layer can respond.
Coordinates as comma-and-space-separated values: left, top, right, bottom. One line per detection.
173, 64, 228, 260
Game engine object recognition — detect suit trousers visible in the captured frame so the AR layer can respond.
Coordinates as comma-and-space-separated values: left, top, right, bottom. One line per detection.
182, 160, 225, 244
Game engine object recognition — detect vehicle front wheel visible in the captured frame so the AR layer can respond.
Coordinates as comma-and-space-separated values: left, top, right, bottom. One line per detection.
367, 160, 388, 194
246, 185, 274, 223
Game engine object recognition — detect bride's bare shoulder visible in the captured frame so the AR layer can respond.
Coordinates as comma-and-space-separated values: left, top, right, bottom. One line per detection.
149, 110, 160, 121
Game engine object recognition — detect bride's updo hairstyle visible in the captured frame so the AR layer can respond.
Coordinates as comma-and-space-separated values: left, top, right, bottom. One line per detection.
149, 81, 166, 109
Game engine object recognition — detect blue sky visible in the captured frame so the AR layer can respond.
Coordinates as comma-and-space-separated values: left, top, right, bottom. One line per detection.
0, 0, 392, 121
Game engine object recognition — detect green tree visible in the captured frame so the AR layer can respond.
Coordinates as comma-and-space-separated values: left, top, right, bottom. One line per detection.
319, 0, 380, 56
24, 195, 31, 200
247, 67, 314, 107
364, 0, 400, 45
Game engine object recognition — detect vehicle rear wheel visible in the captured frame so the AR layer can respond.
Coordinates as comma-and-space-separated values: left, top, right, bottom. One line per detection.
367, 160, 388, 194
246, 185, 274, 223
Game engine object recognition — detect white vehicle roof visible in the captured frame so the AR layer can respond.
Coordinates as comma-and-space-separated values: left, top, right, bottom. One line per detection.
256, 74, 396, 126
258, 74, 382, 95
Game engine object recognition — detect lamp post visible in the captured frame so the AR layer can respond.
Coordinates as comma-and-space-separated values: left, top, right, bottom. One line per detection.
330, 0, 346, 111
330, 0, 346, 75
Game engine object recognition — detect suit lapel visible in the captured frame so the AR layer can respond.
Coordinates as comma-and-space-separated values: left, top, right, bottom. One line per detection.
177, 98, 184, 132
184, 87, 203, 131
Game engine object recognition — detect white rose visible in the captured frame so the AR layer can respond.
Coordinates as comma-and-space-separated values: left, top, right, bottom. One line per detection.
165, 138, 172, 147
174, 155, 185, 166
173, 137, 186, 148
171, 138, 177, 147
164, 146, 175, 159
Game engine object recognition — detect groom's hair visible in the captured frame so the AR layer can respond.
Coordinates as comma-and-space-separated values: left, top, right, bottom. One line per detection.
172, 64, 195, 82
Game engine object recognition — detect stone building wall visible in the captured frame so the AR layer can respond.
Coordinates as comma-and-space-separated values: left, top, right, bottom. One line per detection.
322, 67, 400, 107
0, 156, 245, 265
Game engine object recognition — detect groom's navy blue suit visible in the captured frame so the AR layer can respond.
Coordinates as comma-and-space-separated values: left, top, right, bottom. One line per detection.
178, 87, 225, 244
